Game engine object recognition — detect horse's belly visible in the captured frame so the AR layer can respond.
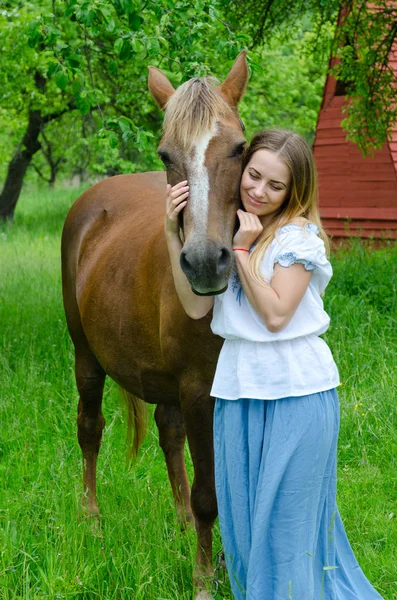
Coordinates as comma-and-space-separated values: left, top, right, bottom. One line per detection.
117, 369, 180, 405
78, 260, 183, 404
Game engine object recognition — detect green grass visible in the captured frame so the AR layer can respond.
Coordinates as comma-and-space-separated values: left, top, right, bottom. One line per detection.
1, 186, 397, 599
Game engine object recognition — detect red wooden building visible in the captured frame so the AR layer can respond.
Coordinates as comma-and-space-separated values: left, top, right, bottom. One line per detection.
313, 44, 397, 239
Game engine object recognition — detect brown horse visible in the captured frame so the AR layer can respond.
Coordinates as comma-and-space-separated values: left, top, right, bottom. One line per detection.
61, 51, 248, 599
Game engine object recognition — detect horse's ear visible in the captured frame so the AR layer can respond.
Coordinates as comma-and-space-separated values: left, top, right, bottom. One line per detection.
220, 50, 249, 107
148, 66, 176, 109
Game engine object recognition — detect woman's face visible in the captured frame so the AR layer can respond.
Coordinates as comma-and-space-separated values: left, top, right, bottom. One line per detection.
240, 149, 291, 226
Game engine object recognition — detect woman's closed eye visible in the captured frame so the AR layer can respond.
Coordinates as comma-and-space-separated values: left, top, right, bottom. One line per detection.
249, 172, 282, 191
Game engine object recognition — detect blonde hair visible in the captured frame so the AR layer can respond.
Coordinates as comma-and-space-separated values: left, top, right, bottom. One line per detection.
244, 130, 330, 284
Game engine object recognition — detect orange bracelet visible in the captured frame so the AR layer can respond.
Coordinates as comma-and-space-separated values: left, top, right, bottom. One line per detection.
232, 247, 249, 252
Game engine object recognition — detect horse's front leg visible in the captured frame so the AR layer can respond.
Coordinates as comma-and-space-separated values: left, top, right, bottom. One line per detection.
180, 387, 217, 598
154, 403, 194, 526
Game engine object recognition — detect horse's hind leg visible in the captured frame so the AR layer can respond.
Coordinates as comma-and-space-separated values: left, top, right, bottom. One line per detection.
75, 347, 106, 516
154, 404, 194, 526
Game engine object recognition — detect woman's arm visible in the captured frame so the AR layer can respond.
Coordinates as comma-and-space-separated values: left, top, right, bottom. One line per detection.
233, 210, 311, 332
235, 256, 311, 332
165, 181, 214, 319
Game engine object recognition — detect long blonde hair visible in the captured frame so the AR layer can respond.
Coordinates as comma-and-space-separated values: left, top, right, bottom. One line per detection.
244, 130, 330, 284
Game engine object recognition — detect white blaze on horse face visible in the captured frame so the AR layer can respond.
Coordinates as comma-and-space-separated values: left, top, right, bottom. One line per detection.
187, 124, 218, 237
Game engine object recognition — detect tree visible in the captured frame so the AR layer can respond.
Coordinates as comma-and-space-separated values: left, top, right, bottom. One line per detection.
0, 2, 75, 220
0, 0, 248, 220
238, 22, 330, 145
4, 0, 393, 220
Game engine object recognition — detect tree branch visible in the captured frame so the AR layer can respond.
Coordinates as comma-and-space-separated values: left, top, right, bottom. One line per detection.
30, 161, 50, 184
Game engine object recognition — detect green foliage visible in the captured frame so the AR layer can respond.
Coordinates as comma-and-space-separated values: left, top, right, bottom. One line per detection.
224, 0, 340, 48
0, 0, 250, 184
0, 1, 76, 185
333, 2, 397, 154
0, 0, 330, 186
26, 0, 248, 148
225, 0, 397, 154
239, 24, 330, 144
3, 0, 396, 192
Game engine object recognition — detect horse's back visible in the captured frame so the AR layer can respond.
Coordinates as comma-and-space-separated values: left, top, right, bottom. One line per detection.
63, 172, 166, 240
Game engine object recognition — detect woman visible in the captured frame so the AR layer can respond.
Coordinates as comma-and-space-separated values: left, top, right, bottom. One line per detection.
164, 129, 383, 599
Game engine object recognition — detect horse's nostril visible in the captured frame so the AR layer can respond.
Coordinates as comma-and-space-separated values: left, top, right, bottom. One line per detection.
217, 247, 232, 275
180, 250, 195, 278
181, 245, 232, 282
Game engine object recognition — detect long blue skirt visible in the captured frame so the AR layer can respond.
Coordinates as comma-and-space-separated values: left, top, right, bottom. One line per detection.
214, 390, 384, 600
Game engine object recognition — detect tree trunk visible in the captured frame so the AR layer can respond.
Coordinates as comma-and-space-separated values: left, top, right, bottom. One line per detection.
0, 110, 42, 221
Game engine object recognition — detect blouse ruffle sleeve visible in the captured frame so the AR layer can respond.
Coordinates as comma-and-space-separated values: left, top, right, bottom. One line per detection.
270, 223, 332, 294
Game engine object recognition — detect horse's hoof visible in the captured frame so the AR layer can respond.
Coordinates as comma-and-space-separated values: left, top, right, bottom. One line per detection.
178, 511, 195, 532
89, 518, 104, 538
79, 503, 100, 521
194, 592, 213, 600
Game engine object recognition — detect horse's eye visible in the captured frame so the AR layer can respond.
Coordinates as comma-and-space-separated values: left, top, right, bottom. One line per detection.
231, 142, 246, 158
158, 150, 172, 166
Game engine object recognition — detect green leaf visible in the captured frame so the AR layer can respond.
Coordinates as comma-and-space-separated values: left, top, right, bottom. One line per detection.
118, 116, 133, 133
109, 132, 118, 148
76, 94, 91, 115
147, 38, 160, 56
122, 130, 134, 142
66, 54, 81, 69
106, 119, 120, 130
64, 6, 76, 18
128, 11, 142, 31
47, 62, 61, 78
64, 0, 78, 17
119, 40, 132, 61
137, 131, 148, 149
107, 18, 116, 33
82, 9, 96, 26
130, 37, 144, 53
114, 37, 123, 54
55, 72, 69, 90
72, 80, 82, 94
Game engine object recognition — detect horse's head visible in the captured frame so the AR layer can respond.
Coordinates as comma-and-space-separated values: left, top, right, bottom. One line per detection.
148, 52, 249, 295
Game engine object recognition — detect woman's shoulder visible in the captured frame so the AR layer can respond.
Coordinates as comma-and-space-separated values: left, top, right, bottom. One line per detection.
269, 219, 329, 272
258, 220, 331, 291
276, 218, 320, 236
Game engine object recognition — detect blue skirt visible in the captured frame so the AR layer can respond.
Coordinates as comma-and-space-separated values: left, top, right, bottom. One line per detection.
214, 390, 384, 600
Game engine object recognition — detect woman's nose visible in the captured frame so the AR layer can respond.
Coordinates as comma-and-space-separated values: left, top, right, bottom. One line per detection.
255, 183, 267, 198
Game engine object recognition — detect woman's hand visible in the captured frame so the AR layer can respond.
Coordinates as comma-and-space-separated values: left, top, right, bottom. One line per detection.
164, 179, 214, 319
233, 209, 263, 250
164, 181, 189, 237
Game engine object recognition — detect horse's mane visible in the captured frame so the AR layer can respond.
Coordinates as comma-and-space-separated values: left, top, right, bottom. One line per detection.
162, 77, 231, 149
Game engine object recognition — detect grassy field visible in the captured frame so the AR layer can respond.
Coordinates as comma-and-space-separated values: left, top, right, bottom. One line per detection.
0, 186, 396, 600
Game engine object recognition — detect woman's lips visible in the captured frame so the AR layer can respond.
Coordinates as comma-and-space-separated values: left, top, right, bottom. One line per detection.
247, 193, 265, 206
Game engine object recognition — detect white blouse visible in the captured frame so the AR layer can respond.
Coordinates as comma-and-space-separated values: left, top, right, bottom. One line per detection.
210, 223, 340, 400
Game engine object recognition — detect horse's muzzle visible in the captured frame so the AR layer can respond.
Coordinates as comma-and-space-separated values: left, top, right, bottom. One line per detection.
180, 241, 232, 295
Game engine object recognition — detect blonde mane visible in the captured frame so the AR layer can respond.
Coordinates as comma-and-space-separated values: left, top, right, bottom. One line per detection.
162, 77, 231, 149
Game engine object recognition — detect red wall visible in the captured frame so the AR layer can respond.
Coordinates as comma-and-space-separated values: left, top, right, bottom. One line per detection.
313, 60, 397, 239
